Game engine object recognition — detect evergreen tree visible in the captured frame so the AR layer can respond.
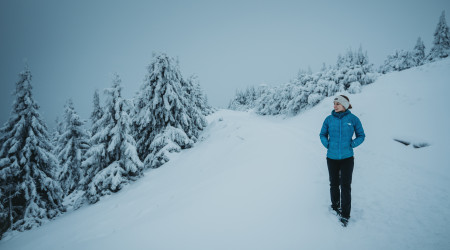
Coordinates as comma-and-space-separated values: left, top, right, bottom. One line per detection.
411, 37, 426, 66
189, 75, 213, 116
232, 47, 376, 116
427, 11, 450, 61
0, 67, 64, 237
0, 188, 6, 237
228, 86, 258, 111
379, 49, 413, 73
55, 99, 90, 195
50, 116, 64, 150
181, 76, 208, 140
297, 69, 313, 87
334, 47, 375, 88
81, 74, 143, 204
379, 37, 427, 74
321, 63, 327, 72
90, 89, 103, 136
356, 46, 369, 67
133, 53, 196, 168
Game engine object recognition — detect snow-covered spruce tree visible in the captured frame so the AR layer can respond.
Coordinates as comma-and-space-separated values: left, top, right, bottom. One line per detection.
0, 188, 7, 238
280, 82, 304, 114
81, 75, 143, 204
0, 67, 64, 237
379, 50, 413, 73
411, 37, 426, 66
334, 46, 376, 88
427, 11, 450, 61
379, 36, 427, 73
252, 69, 322, 115
228, 87, 255, 111
256, 81, 304, 116
90, 89, 103, 136
54, 99, 90, 195
285, 83, 311, 114
284, 69, 335, 112
296, 68, 314, 86
188, 75, 214, 116
181, 76, 208, 141
254, 86, 277, 115
202, 95, 212, 114
133, 53, 203, 168
229, 85, 268, 111
51, 116, 64, 148
254, 53, 352, 116
231, 47, 376, 116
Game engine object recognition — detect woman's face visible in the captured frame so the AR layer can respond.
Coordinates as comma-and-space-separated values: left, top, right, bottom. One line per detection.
334, 101, 345, 112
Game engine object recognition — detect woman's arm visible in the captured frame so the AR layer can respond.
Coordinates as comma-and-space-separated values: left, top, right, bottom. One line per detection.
319, 117, 329, 149
351, 116, 365, 148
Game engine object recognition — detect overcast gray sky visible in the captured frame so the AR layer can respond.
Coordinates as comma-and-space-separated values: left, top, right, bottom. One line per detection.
1, 0, 449, 128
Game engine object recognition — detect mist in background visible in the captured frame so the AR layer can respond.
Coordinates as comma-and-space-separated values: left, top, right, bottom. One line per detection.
1, 0, 449, 128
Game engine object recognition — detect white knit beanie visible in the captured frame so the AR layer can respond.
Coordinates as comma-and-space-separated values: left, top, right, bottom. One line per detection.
334, 95, 351, 110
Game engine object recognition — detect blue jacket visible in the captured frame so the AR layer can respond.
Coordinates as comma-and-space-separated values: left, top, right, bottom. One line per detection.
320, 110, 365, 160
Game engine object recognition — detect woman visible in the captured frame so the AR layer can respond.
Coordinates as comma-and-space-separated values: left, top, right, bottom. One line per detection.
319, 95, 365, 227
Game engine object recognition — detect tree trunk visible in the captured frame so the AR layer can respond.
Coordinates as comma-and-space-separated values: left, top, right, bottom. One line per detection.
9, 186, 13, 230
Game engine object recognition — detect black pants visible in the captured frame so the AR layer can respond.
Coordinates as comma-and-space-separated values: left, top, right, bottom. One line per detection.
327, 156, 354, 218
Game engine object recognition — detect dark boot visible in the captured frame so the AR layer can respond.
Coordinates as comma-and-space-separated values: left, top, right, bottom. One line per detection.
340, 216, 349, 227
331, 205, 341, 216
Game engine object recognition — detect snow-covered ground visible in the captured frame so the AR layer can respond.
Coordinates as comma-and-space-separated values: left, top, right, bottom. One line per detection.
1, 59, 450, 250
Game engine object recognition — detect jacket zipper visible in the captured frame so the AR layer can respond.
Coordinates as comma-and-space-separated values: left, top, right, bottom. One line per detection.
339, 117, 342, 159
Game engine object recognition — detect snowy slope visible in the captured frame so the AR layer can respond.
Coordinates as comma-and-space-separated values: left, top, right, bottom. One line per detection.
1, 59, 450, 250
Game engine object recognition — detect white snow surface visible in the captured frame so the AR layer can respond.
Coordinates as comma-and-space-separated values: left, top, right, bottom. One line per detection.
1, 59, 450, 249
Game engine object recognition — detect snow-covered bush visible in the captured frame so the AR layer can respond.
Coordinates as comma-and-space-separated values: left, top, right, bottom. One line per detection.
228, 85, 268, 111
347, 81, 362, 94
307, 93, 324, 106
379, 37, 426, 74
379, 50, 414, 73
230, 46, 376, 116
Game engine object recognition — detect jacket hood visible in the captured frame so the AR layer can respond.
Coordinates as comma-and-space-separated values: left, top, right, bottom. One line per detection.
331, 109, 351, 119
